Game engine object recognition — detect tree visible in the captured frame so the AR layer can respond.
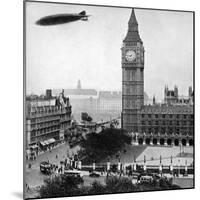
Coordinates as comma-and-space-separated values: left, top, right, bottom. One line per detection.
39, 175, 84, 198
39, 174, 180, 198
105, 176, 136, 193
81, 112, 93, 122
79, 128, 131, 163
89, 181, 106, 195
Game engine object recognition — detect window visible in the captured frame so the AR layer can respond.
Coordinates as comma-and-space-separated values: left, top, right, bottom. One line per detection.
148, 114, 151, 118
169, 129, 173, 134
155, 121, 159, 125
176, 115, 179, 119
161, 128, 165, 134
169, 114, 173, 118
31, 131, 36, 138
155, 114, 158, 118
148, 128, 152, 133
162, 114, 165, 118
182, 121, 186, 126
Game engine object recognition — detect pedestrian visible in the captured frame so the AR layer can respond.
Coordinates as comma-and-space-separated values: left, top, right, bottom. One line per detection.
56, 155, 58, 159
27, 184, 30, 192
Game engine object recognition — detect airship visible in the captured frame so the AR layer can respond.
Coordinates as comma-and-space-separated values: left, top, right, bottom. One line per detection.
36, 10, 90, 26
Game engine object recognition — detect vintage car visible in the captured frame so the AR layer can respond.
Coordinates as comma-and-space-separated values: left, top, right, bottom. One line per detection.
89, 171, 101, 178
40, 161, 52, 175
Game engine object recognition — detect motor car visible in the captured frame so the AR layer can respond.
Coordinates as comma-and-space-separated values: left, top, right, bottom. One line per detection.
138, 175, 153, 183
89, 171, 100, 178
64, 169, 83, 178
40, 161, 52, 174
132, 172, 140, 179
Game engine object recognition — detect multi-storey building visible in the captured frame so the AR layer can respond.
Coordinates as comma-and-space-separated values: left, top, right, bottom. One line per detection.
26, 90, 72, 158
121, 9, 194, 146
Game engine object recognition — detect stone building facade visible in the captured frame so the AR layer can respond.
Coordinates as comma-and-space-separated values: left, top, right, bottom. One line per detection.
121, 9, 194, 146
26, 90, 72, 155
121, 9, 145, 133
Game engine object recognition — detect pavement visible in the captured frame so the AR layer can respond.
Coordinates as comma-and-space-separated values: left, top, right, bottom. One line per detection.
172, 177, 194, 188
107, 145, 193, 166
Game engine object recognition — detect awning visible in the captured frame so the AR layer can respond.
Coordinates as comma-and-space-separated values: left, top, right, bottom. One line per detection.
30, 144, 38, 149
40, 138, 56, 146
40, 141, 48, 146
47, 138, 56, 144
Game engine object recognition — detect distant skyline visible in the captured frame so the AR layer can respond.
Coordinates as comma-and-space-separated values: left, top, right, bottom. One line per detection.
26, 2, 193, 100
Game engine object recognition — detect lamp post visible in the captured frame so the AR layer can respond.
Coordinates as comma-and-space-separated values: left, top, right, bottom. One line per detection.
159, 155, 162, 175
185, 160, 188, 176
143, 155, 146, 172
93, 162, 95, 171
170, 155, 173, 176
133, 155, 137, 172
180, 143, 182, 157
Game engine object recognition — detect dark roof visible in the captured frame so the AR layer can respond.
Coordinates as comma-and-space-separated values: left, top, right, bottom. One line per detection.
123, 9, 142, 43
141, 105, 193, 114
128, 9, 138, 25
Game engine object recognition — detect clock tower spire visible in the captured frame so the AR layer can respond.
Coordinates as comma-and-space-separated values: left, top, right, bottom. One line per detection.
121, 9, 144, 133
123, 9, 142, 43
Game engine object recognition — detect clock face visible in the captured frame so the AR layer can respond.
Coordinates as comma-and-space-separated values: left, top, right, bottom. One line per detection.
125, 50, 136, 62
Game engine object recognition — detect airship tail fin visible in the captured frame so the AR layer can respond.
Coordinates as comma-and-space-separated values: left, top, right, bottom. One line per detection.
79, 11, 86, 15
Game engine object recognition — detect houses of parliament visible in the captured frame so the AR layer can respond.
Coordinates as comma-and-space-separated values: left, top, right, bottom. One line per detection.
121, 9, 194, 146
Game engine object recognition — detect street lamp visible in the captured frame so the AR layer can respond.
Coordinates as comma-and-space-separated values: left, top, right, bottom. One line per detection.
143, 155, 146, 172
159, 155, 162, 175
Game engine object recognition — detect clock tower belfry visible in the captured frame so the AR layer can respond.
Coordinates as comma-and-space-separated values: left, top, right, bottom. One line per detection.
121, 9, 144, 133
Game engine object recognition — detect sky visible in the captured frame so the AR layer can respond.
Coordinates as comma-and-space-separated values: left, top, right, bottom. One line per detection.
26, 1, 193, 100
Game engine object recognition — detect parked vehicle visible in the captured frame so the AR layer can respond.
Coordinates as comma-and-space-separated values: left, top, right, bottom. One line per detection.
40, 162, 52, 174
131, 172, 140, 184
89, 171, 100, 178
64, 170, 82, 178
138, 175, 153, 183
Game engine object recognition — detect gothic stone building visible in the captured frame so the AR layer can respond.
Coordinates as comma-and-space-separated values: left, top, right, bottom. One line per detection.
121, 9, 194, 146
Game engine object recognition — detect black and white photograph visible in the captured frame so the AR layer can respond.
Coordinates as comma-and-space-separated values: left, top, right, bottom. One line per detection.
24, 1, 194, 199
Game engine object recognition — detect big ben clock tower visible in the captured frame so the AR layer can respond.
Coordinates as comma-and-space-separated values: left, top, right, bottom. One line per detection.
121, 9, 144, 132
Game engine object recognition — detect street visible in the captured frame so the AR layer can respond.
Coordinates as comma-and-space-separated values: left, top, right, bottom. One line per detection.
25, 142, 80, 187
